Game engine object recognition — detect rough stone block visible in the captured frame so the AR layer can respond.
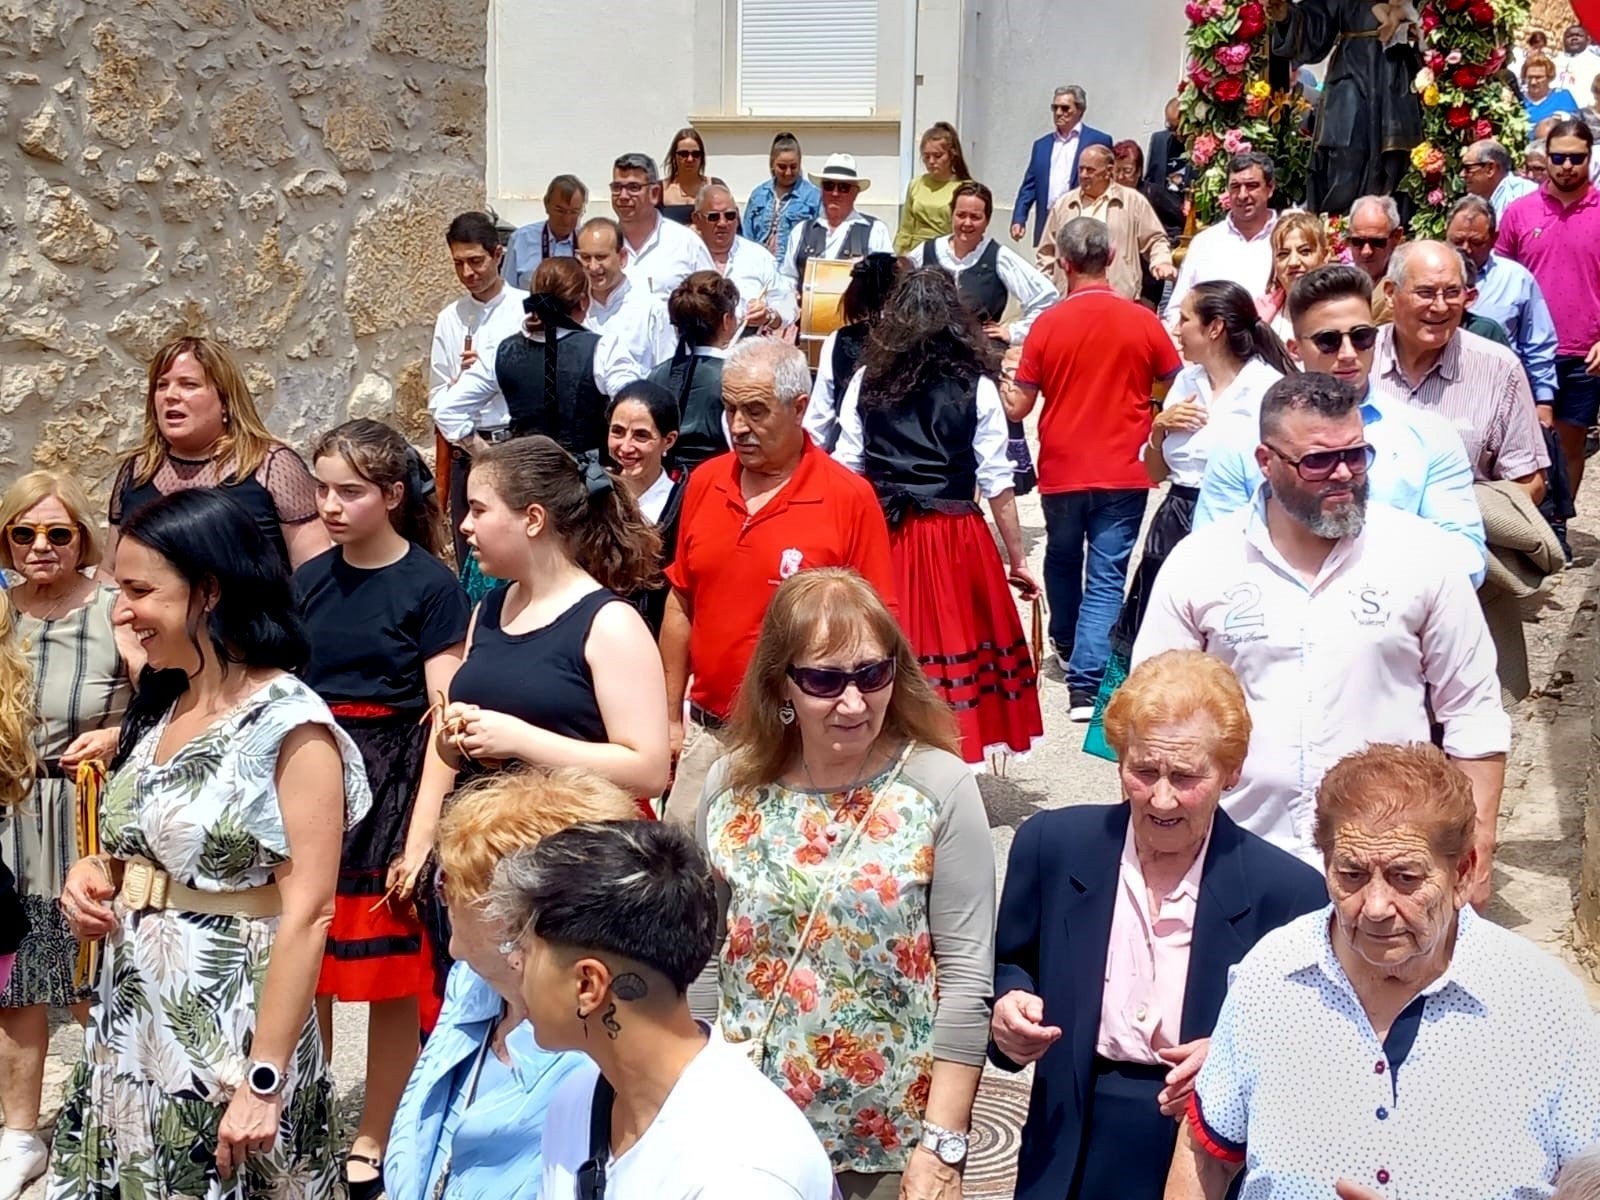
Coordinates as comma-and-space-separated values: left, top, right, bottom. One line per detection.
376, 0, 487, 68
19, 97, 68, 163
345, 170, 484, 337
85, 20, 181, 149
25, 177, 120, 270
210, 80, 294, 168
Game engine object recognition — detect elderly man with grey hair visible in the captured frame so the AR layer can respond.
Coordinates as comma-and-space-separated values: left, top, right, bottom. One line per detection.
1010, 84, 1115, 245
1345, 195, 1405, 325
1007, 216, 1180, 718
1462, 137, 1540, 217
658, 337, 895, 822
1036, 144, 1175, 298
1372, 239, 1549, 505
691, 182, 796, 332
610, 150, 714, 298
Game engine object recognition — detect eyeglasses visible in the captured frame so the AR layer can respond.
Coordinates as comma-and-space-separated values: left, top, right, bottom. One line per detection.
700, 210, 739, 223
1051, 104, 1077, 113
786, 657, 897, 699
1304, 325, 1380, 355
820, 180, 857, 194
5, 523, 78, 548
1346, 235, 1393, 251
675, 148, 704, 160
1265, 442, 1375, 481
1549, 151, 1592, 166
1461, 161, 1493, 173
608, 181, 648, 195
1406, 286, 1465, 304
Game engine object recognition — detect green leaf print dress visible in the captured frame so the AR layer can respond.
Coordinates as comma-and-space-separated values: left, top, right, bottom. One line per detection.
47, 675, 371, 1200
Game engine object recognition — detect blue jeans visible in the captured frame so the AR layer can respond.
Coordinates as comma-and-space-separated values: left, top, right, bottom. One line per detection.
1041, 489, 1146, 694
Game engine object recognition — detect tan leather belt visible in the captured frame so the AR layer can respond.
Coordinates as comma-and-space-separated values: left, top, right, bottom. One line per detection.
117, 856, 282, 920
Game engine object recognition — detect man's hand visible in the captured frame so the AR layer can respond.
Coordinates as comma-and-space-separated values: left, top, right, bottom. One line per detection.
1585, 339, 1600, 375
1536, 402, 1555, 430
990, 990, 1062, 1065
1153, 262, 1178, 282
1157, 1038, 1210, 1117
745, 296, 772, 329
458, 346, 479, 373
1009, 222, 1028, 242
1469, 831, 1494, 910
900, 1146, 962, 1200
668, 716, 685, 758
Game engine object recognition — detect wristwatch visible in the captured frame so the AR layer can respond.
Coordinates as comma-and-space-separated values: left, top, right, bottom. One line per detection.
247, 1060, 285, 1098
919, 1121, 970, 1166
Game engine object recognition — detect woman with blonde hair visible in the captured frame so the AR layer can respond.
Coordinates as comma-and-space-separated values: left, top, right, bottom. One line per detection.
895, 121, 975, 254
384, 768, 637, 1200
1256, 211, 1330, 340
107, 335, 328, 570
0, 593, 35, 1003
0, 471, 132, 1199
698, 567, 996, 1200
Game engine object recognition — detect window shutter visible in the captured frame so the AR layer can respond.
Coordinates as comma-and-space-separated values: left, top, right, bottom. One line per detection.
737, 0, 879, 117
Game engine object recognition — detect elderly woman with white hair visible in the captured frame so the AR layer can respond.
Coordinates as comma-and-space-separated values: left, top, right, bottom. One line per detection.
1167, 742, 1600, 1200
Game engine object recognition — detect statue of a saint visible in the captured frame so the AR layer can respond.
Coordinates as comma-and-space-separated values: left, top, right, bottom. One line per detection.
1268, 0, 1425, 213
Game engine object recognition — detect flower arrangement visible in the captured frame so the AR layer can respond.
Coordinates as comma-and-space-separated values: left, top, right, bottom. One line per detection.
1398, 0, 1530, 236
1179, 0, 1314, 225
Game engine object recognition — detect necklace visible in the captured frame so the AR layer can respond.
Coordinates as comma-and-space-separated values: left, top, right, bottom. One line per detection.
801, 741, 890, 813
16, 581, 86, 652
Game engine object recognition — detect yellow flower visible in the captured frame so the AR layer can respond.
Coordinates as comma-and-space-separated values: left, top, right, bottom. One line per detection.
1247, 79, 1271, 100
1410, 141, 1435, 172
1422, 84, 1441, 107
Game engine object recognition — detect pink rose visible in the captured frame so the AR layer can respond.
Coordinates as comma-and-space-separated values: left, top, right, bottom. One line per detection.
1191, 132, 1220, 165
1474, 118, 1494, 139
1185, 0, 1207, 20
1190, 62, 1217, 89
1223, 128, 1252, 153
1205, 0, 1227, 15
1427, 188, 1446, 205
1217, 42, 1253, 73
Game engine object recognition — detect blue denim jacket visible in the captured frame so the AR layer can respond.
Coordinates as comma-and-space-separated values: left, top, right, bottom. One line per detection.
385, 963, 587, 1200
742, 178, 821, 254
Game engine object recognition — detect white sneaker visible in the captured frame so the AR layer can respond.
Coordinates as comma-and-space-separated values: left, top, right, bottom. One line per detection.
0, 1130, 47, 1200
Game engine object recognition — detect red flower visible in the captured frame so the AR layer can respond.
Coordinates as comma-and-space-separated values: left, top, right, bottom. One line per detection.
851, 1109, 902, 1151
1442, 0, 1468, 11
726, 915, 755, 960
1445, 105, 1473, 129
1421, 8, 1439, 31
1184, 0, 1206, 21
1487, 47, 1507, 72
892, 933, 935, 982
1452, 66, 1479, 88
1236, 2, 1266, 38
1467, 0, 1495, 22
1474, 118, 1494, 139
1214, 77, 1245, 102
1425, 50, 1446, 71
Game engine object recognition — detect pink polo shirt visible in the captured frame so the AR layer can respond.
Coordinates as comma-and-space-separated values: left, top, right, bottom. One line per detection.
1096, 818, 1211, 1065
1496, 184, 1600, 357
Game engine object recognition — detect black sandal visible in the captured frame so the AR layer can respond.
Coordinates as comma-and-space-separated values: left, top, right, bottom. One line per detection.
345, 1152, 385, 1200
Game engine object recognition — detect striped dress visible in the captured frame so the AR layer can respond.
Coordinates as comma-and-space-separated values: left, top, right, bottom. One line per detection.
0, 584, 129, 1007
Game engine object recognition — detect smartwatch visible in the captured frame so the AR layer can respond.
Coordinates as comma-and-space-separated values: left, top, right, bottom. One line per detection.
919, 1121, 970, 1166
247, 1060, 285, 1098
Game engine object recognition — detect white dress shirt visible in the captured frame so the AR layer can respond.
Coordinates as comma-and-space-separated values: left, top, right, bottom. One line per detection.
805, 328, 848, 450
1048, 127, 1083, 210
637, 469, 677, 525
586, 276, 676, 396
427, 284, 529, 441
913, 236, 1059, 344
502, 219, 576, 290
779, 213, 894, 287
1153, 357, 1284, 487
832, 371, 1015, 498
1166, 212, 1279, 328
1132, 494, 1509, 864
621, 214, 715, 299
715, 234, 799, 326
1192, 905, 1600, 1200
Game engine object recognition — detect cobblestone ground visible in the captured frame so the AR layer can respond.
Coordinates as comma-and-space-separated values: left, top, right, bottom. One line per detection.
27, 482, 1599, 1199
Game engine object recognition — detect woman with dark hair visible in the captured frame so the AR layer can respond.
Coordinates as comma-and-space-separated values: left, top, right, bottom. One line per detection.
834, 267, 1044, 767
107, 335, 328, 571
53, 488, 370, 1199
894, 121, 975, 254
803, 251, 902, 451
646, 270, 740, 471
743, 132, 821, 256
441, 437, 670, 799
660, 127, 711, 224
1086, 280, 1292, 757
606, 382, 686, 636
295, 420, 471, 1199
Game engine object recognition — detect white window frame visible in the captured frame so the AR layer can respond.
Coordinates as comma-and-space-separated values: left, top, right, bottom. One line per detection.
736, 0, 880, 117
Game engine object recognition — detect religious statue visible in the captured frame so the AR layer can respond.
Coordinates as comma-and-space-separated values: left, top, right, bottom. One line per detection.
1267, 0, 1425, 214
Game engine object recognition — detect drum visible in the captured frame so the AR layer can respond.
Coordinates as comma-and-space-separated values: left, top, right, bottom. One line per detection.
799, 258, 854, 371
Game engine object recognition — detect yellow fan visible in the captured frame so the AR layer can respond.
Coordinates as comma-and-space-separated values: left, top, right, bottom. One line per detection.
72, 759, 107, 990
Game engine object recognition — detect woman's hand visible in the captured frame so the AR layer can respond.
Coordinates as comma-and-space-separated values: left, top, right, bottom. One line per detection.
441, 703, 527, 764
59, 728, 118, 771
1157, 1037, 1209, 1117
215, 1086, 285, 1180
1007, 566, 1042, 604
385, 841, 431, 904
60, 857, 117, 940
982, 322, 1011, 343
1154, 401, 1207, 434
989, 989, 1062, 1065
900, 1146, 963, 1200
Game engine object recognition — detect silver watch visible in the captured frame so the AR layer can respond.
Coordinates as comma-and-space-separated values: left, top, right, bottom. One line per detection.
247, 1060, 285, 1098
919, 1121, 969, 1166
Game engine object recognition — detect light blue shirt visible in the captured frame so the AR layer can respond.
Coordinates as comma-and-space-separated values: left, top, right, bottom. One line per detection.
1489, 172, 1538, 220
1192, 387, 1488, 586
502, 219, 576, 291
1471, 252, 1559, 402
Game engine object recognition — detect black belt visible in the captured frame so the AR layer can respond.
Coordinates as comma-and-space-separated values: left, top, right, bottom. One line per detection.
478, 427, 513, 445
1168, 484, 1200, 502
1092, 1055, 1169, 1082
688, 703, 726, 731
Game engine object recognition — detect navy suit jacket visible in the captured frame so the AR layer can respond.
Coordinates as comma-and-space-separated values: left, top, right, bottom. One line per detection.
990, 804, 1327, 1200
1011, 125, 1115, 244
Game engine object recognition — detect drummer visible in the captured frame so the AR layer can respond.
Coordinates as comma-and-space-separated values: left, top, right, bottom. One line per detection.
693, 183, 797, 334
778, 152, 894, 291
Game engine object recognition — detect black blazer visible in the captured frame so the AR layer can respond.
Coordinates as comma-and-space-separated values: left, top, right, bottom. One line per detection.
991, 804, 1326, 1200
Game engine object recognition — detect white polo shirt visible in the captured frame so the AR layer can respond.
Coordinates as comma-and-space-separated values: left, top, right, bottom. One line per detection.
586, 276, 676, 396
1132, 491, 1508, 864
715, 234, 799, 327
540, 1035, 835, 1199
428, 284, 530, 441
1191, 905, 1600, 1200
621, 214, 715, 299
1165, 211, 1278, 326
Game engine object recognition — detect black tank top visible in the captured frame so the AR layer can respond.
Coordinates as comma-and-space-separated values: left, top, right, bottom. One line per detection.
449, 585, 618, 747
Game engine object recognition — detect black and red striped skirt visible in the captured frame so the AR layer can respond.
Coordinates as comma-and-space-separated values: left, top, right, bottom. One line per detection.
891, 510, 1044, 765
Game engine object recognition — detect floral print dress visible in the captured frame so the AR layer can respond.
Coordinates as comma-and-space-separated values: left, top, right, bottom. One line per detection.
704, 749, 940, 1174
47, 675, 371, 1200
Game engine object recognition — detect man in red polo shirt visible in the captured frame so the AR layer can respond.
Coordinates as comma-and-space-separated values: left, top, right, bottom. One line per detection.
659, 338, 895, 823
1010, 215, 1180, 720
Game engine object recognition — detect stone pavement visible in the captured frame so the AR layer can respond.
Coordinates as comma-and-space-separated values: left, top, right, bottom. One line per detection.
25, 481, 1600, 1199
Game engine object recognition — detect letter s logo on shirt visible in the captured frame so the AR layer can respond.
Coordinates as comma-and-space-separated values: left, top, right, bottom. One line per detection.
1350, 586, 1391, 627
778, 548, 804, 580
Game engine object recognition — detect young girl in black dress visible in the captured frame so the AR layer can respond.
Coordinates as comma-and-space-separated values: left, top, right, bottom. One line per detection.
295, 420, 471, 1200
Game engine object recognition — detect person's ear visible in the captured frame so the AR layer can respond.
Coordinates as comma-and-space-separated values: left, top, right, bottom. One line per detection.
574, 956, 614, 1016
385, 481, 405, 513
524, 503, 549, 540
1253, 443, 1272, 473
1286, 336, 1304, 364
661, 430, 680, 453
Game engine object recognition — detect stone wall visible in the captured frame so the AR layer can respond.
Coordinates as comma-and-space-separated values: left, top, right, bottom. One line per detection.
1531, 0, 1579, 35
0, 0, 487, 497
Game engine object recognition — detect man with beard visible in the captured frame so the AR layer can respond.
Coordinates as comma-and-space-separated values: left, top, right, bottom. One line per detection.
1134, 373, 1508, 881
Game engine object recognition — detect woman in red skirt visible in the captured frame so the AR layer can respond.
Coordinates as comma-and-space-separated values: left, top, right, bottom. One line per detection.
833, 267, 1044, 766
294, 420, 470, 1200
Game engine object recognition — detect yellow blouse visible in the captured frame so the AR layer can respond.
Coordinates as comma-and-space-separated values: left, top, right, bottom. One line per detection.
894, 175, 963, 255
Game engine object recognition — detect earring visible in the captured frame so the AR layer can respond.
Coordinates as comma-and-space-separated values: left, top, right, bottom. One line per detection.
778, 700, 796, 726
577, 1007, 589, 1039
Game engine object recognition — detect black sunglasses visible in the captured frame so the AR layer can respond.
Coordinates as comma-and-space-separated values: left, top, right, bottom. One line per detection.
1305, 325, 1380, 355
700, 211, 739, 223
5, 523, 78, 548
1346, 236, 1392, 251
676, 148, 704, 159
821, 180, 857, 193
1549, 151, 1591, 166
786, 657, 897, 699
1266, 442, 1376, 481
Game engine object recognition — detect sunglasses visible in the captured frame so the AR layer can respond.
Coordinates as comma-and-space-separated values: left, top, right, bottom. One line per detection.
675, 148, 704, 159
1051, 104, 1077, 112
1346, 235, 1392, 251
786, 657, 896, 699
1304, 324, 1380, 355
821, 180, 857, 193
1549, 151, 1591, 166
1266, 442, 1376, 481
700, 210, 739, 223
5, 523, 78, 548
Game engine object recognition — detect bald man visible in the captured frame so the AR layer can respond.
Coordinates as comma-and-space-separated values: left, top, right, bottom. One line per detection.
692, 183, 796, 332
1036, 144, 1174, 299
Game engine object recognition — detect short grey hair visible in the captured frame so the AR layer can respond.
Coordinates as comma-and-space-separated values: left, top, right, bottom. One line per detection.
1053, 84, 1087, 110
1554, 1143, 1600, 1200
1386, 239, 1470, 290
1465, 138, 1513, 174
1057, 216, 1111, 275
694, 182, 735, 211
1447, 192, 1498, 235
1529, 139, 1549, 158
1347, 194, 1401, 232
612, 152, 660, 184
725, 338, 811, 407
